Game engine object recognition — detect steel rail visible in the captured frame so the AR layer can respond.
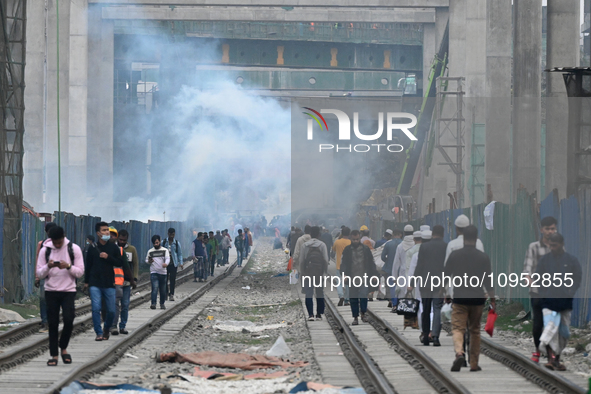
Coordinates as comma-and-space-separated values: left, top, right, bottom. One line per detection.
365, 309, 470, 394
323, 297, 395, 394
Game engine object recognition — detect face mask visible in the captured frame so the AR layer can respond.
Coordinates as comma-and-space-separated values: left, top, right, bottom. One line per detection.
86, 241, 90, 245
101, 235, 110, 242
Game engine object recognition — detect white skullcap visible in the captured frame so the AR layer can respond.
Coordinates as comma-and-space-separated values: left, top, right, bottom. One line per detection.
420, 225, 430, 231
455, 214, 470, 228
413, 231, 422, 238
422, 230, 432, 239
385, 229, 393, 235
404, 224, 414, 232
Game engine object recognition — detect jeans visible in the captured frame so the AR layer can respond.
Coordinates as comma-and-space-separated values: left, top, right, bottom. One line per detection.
222, 248, 229, 264
46, 291, 76, 357
244, 244, 250, 257
39, 279, 48, 324
112, 285, 131, 330
452, 303, 484, 369
303, 282, 325, 317
421, 296, 444, 339
167, 264, 178, 296
151, 273, 167, 306
531, 296, 543, 350
336, 268, 349, 301
90, 286, 116, 336
236, 249, 243, 267
349, 285, 369, 318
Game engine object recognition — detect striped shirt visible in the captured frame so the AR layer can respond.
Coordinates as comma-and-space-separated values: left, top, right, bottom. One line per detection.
522, 239, 550, 294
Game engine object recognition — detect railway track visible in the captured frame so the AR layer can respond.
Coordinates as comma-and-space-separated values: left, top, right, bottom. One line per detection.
0, 257, 241, 393
0, 260, 208, 374
0, 261, 197, 350
323, 291, 586, 394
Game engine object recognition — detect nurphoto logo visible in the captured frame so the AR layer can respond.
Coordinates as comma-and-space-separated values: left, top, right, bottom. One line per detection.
303, 107, 418, 153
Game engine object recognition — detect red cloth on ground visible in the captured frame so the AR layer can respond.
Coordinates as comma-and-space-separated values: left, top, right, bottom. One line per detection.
157, 351, 308, 370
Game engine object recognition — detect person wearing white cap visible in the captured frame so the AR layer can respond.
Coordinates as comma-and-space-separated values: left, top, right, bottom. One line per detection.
406, 230, 432, 336
375, 229, 393, 249
394, 230, 424, 329
390, 225, 415, 312
420, 225, 430, 232
444, 214, 484, 266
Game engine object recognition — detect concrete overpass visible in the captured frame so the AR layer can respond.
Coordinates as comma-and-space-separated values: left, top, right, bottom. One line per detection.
22, 0, 580, 217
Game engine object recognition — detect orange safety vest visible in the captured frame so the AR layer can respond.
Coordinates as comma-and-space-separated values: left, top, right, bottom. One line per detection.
114, 246, 124, 286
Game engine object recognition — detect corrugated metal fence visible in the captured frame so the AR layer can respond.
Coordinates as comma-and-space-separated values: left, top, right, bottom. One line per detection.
12, 211, 197, 303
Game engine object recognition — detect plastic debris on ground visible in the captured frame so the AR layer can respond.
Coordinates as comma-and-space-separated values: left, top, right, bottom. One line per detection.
266, 335, 291, 357
213, 320, 287, 332
156, 350, 308, 370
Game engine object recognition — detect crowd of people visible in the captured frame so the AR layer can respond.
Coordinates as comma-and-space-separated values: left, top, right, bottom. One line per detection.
288, 215, 582, 372
32, 221, 259, 367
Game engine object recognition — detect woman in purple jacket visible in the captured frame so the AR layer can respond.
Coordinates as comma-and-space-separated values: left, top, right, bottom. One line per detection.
36, 226, 85, 366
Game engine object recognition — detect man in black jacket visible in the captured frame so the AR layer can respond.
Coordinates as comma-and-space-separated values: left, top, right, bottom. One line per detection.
414, 225, 447, 346
446, 225, 495, 372
536, 233, 582, 371
341, 230, 378, 326
84, 221, 125, 341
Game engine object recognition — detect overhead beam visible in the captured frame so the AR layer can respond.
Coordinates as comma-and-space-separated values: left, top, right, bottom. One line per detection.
102, 6, 436, 23
91, 0, 448, 7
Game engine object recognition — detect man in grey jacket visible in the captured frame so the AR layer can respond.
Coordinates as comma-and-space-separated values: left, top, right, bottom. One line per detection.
299, 226, 328, 321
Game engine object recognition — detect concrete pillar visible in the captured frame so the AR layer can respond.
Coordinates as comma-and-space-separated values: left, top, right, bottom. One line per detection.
44, 0, 72, 212
23, 0, 46, 210
87, 4, 114, 201
66, 0, 89, 209
546, 0, 580, 199
485, 0, 512, 203
512, 0, 542, 200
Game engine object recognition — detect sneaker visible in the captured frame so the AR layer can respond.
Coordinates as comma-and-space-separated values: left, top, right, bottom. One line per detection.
119, 328, 129, 335
39, 323, 49, 333
352, 317, 359, 326
344, 301, 350, 306
338, 298, 344, 306
315, 314, 322, 321
531, 352, 540, 363
361, 313, 368, 323
433, 337, 441, 347
111, 329, 119, 336
308, 315, 315, 321
160, 304, 166, 310
451, 354, 465, 372
150, 304, 156, 310
390, 306, 397, 313
169, 295, 175, 301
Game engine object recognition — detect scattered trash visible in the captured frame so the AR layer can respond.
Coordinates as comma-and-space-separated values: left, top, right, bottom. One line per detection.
134, 292, 141, 296
0, 308, 26, 323
207, 315, 214, 320
242, 286, 251, 290
156, 351, 308, 370
214, 320, 287, 332
273, 272, 289, 277
244, 346, 261, 352
289, 381, 366, 393
266, 335, 291, 357
125, 353, 139, 359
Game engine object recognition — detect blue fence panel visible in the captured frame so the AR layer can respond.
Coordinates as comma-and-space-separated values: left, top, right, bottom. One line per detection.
0, 203, 3, 303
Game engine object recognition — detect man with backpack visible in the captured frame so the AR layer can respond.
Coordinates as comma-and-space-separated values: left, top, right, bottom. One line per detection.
162, 228, 183, 301
341, 230, 378, 326
36, 226, 84, 366
299, 226, 329, 321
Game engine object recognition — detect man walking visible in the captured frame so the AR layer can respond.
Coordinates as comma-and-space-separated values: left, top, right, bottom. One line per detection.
162, 228, 183, 302
221, 230, 231, 265
444, 214, 484, 265
522, 216, 557, 363
113, 229, 138, 334
413, 225, 447, 346
381, 229, 402, 308
390, 225, 415, 312
299, 226, 329, 321
207, 231, 219, 275
333, 227, 352, 306
192, 232, 208, 281
536, 233, 582, 371
146, 235, 170, 309
446, 226, 495, 372
375, 230, 392, 248
341, 230, 378, 326
84, 222, 125, 341
234, 229, 245, 267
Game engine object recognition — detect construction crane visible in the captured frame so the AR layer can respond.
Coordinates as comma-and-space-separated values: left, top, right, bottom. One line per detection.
396, 22, 449, 196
